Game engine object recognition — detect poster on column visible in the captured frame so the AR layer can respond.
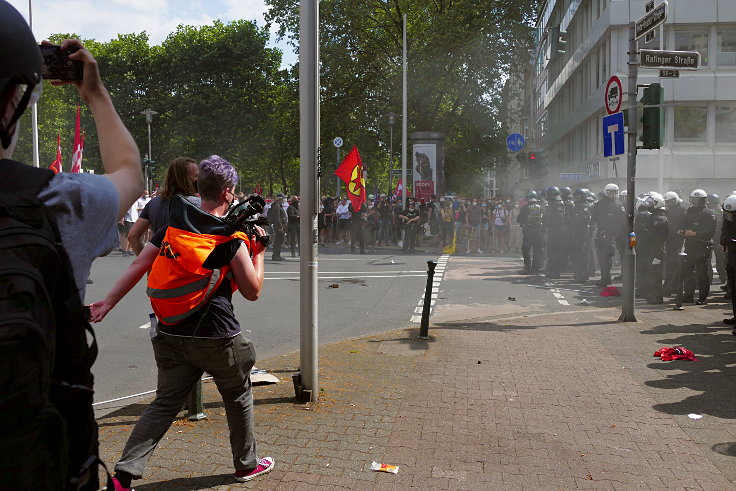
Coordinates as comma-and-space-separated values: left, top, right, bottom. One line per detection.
412, 143, 436, 201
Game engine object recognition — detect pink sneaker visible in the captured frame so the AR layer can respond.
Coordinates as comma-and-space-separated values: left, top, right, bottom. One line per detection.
234, 457, 275, 482
105, 476, 134, 491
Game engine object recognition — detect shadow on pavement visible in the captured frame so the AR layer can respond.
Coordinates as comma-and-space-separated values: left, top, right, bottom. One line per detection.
135, 473, 233, 490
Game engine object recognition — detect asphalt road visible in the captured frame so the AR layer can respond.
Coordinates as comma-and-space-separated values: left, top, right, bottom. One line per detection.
86, 245, 444, 416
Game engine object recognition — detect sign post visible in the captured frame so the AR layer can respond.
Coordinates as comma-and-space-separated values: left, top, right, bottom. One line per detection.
333, 136, 343, 198
635, 1, 667, 39
506, 133, 525, 152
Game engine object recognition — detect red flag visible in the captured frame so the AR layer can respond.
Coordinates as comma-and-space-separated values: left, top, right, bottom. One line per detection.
334, 145, 366, 211
71, 106, 83, 173
49, 132, 62, 174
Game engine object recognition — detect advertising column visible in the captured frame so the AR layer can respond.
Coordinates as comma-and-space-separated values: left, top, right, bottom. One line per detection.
410, 132, 445, 201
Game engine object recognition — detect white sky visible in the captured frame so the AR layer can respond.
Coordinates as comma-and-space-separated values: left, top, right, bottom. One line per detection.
7, 0, 296, 68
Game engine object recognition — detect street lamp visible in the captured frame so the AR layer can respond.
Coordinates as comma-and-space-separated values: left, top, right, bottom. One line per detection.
140, 108, 158, 192
386, 112, 398, 196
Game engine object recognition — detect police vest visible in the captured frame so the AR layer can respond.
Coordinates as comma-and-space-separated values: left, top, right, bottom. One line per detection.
146, 196, 249, 325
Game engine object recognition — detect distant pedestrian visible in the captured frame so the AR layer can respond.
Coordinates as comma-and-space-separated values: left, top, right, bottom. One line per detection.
287, 196, 300, 257
268, 193, 287, 260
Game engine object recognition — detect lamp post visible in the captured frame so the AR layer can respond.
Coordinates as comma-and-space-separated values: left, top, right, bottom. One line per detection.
387, 112, 398, 196
140, 108, 158, 192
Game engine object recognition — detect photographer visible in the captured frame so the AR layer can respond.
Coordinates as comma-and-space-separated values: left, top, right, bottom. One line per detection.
89, 156, 273, 489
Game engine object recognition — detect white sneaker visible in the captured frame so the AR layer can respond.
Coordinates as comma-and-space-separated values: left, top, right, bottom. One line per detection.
477, 249, 484, 254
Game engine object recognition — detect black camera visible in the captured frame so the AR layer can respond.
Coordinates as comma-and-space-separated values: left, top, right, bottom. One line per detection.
39, 45, 83, 81
224, 195, 270, 248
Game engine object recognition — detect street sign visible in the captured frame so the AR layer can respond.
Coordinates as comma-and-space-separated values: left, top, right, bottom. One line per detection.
560, 173, 581, 181
645, 0, 654, 11
659, 69, 680, 78
645, 30, 655, 43
640, 49, 700, 69
602, 112, 625, 157
635, 1, 667, 40
605, 75, 623, 115
391, 169, 411, 176
506, 133, 525, 152
333, 137, 343, 148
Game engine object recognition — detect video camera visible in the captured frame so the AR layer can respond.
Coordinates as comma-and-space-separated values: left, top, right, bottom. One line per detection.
224, 194, 271, 248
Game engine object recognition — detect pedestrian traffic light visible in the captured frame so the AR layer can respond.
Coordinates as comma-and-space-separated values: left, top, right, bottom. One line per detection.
549, 26, 567, 59
639, 83, 663, 149
529, 152, 536, 160
142, 158, 156, 170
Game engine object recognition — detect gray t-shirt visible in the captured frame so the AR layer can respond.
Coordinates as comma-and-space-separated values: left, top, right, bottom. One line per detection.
38, 172, 119, 298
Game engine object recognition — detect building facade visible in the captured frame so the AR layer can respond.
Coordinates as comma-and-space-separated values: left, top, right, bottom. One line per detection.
513, 0, 736, 198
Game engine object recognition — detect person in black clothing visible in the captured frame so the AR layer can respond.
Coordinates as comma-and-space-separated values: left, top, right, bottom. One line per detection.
399, 202, 420, 253
376, 195, 391, 245
287, 196, 299, 257
518, 191, 545, 274
720, 195, 736, 328
634, 192, 668, 304
348, 200, 367, 253
663, 191, 688, 295
570, 189, 592, 283
591, 183, 626, 286
707, 194, 727, 286
544, 187, 565, 278
681, 189, 717, 304
267, 194, 287, 261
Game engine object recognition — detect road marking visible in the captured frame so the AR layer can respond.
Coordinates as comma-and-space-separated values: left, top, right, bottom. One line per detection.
138, 323, 150, 329
550, 288, 571, 307
411, 253, 449, 324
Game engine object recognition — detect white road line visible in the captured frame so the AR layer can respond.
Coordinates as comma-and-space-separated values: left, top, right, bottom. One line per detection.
411, 254, 449, 324
559, 300, 570, 306
138, 323, 150, 329
549, 288, 571, 307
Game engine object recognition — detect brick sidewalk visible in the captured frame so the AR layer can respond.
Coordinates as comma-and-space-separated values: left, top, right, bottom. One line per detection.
98, 303, 736, 490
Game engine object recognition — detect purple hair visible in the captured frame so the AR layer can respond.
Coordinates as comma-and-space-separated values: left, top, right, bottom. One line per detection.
198, 155, 239, 201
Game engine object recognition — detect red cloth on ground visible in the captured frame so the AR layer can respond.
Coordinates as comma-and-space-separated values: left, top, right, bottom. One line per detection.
600, 286, 620, 297
653, 346, 698, 361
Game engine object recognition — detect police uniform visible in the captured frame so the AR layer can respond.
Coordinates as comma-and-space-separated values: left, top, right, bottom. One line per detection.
545, 197, 566, 278
682, 206, 717, 303
570, 196, 592, 282
634, 207, 668, 303
518, 199, 545, 274
663, 202, 687, 295
591, 195, 626, 286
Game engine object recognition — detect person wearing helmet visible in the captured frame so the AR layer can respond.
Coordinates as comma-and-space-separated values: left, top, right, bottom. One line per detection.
679, 189, 717, 304
517, 191, 545, 274
634, 192, 668, 303
663, 191, 688, 295
707, 194, 727, 287
720, 195, 736, 327
591, 185, 626, 286
570, 189, 593, 282
544, 189, 566, 278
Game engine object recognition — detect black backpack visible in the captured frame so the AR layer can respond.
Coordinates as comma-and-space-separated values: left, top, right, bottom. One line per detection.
0, 160, 109, 490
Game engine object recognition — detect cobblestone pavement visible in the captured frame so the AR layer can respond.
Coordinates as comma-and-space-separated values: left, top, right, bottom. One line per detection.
98, 301, 736, 490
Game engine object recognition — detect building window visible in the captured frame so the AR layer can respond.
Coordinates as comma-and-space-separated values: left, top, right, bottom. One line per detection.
716, 106, 736, 143
675, 29, 709, 68
717, 29, 736, 66
674, 106, 707, 143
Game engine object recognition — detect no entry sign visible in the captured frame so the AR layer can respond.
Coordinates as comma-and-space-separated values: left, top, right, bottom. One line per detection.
605, 75, 623, 115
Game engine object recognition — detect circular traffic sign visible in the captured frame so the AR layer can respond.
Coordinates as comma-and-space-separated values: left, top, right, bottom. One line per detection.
506, 133, 525, 152
333, 137, 343, 148
605, 76, 623, 115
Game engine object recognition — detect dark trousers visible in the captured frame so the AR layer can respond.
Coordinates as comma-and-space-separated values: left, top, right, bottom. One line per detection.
637, 251, 664, 302
683, 249, 712, 300
521, 228, 544, 273
711, 243, 727, 284
546, 232, 566, 277
663, 241, 683, 295
351, 222, 365, 252
377, 217, 390, 245
288, 224, 299, 255
595, 237, 616, 282
271, 230, 285, 259
440, 221, 454, 247
727, 255, 736, 319
571, 239, 590, 281
403, 224, 416, 252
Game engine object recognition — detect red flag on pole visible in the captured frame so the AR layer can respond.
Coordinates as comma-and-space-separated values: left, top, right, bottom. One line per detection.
71, 105, 83, 173
49, 131, 62, 174
334, 145, 366, 211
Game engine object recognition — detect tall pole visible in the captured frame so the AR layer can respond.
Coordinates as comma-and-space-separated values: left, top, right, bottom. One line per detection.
29, 0, 39, 167
388, 122, 394, 196
620, 21, 638, 322
140, 109, 157, 192
298, 0, 320, 402
336, 146, 341, 198
401, 14, 408, 208
657, 24, 664, 193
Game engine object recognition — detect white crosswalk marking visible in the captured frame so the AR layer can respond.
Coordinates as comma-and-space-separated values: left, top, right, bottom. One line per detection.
411, 254, 449, 324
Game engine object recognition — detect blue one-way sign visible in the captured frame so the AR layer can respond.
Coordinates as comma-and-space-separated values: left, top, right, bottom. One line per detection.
602, 112, 625, 157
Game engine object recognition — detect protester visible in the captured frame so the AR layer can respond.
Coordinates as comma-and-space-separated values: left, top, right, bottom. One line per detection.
336, 197, 351, 244
268, 193, 287, 260
128, 157, 199, 255
287, 195, 300, 257
0, 6, 143, 486
88, 155, 273, 489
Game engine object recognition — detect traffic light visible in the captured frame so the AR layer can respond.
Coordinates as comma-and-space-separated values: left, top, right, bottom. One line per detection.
549, 26, 567, 59
639, 83, 663, 149
142, 158, 156, 170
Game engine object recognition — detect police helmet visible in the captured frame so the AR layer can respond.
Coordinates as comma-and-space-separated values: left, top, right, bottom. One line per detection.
619, 190, 628, 198
663, 191, 679, 204
527, 196, 539, 204
604, 183, 619, 198
0, 1, 43, 149
647, 192, 665, 210
546, 186, 560, 198
560, 187, 572, 199
690, 189, 707, 208
572, 188, 587, 202
706, 193, 720, 207
526, 190, 538, 200
723, 195, 736, 212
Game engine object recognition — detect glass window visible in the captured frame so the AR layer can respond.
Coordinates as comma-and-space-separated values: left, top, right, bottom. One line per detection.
674, 106, 707, 143
717, 29, 736, 66
675, 29, 709, 68
716, 106, 736, 143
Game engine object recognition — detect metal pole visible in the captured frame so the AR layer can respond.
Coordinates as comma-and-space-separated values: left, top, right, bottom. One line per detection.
620, 21, 638, 322
388, 123, 394, 196
297, 0, 320, 403
187, 380, 206, 420
657, 24, 664, 193
336, 146, 340, 198
401, 13, 408, 209
419, 260, 437, 338
29, 0, 39, 168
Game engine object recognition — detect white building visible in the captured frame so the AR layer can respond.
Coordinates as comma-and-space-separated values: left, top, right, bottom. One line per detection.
521, 0, 736, 198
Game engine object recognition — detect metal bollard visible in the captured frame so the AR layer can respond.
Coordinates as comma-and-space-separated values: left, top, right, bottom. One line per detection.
419, 260, 437, 339
187, 379, 207, 421
674, 251, 687, 311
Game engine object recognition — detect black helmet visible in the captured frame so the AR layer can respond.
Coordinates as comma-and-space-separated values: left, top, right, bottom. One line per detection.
0, 0, 43, 149
707, 193, 720, 207
526, 190, 538, 200
546, 186, 560, 199
560, 187, 572, 199
572, 188, 586, 202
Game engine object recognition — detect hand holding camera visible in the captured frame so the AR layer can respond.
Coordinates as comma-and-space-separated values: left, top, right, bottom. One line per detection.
41, 39, 106, 105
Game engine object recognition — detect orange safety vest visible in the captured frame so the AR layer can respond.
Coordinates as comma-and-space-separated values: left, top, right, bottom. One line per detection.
146, 196, 248, 325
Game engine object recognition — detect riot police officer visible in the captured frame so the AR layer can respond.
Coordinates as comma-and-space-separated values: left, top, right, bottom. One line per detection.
591, 183, 626, 286
560, 187, 574, 272
635, 192, 668, 304
663, 191, 687, 295
720, 195, 736, 328
570, 188, 592, 282
681, 189, 717, 304
707, 193, 727, 287
545, 186, 566, 278
518, 191, 545, 274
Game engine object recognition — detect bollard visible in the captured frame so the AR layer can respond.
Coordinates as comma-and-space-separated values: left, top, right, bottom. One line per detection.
674, 251, 687, 311
419, 260, 437, 339
187, 379, 207, 421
